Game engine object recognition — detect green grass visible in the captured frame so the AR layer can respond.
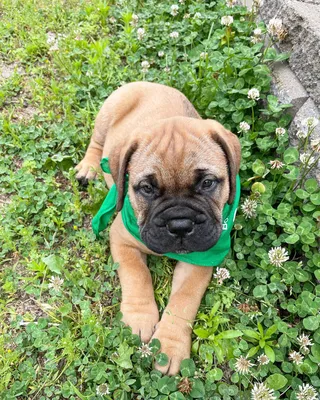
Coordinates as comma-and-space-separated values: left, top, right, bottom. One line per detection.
1, 0, 320, 399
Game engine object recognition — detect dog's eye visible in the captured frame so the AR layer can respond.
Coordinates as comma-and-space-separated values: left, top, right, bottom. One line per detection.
202, 179, 215, 190
140, 183, 154, 195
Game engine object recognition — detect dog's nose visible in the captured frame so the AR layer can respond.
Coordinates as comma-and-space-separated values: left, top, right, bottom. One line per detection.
167, 218, 194, 237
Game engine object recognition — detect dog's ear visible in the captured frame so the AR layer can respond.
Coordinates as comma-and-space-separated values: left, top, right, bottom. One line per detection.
206, 120, 241, 204
109, 141, 139, 211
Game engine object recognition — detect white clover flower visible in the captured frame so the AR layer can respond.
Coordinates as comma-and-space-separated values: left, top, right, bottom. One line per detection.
200, 52, 208, 59
249, 0, 261, 13
248, 88, 260, 100
269, 160, 285, 169
137, 27, 145, 40
253, 28, 262, 36
226, 0, 237, 7
257, 354, 270, 365
241, 198, 258, 219
138, 343, 152, 357
194, 12, 202, 19
130, 14, 139, 26
289, 350, 304, 365
183, 13, 191, 19
179, 0, 185, 3
47, 32, 57, 45
235, 356, 254, 374
47, 32, 60, 52
164, 66, 170, 72
267, 17, 283, 36
170, 4, 179, 16
48, 276, 64, 291
169, 31, 179, 39
251, 36, 261, 44
251, 382, 276, 400
221, 15, 234, 26
275, 127, 286, 137
297, 333, 313, 352
239, 121, 250, 132
297, 130, 308, 139
214, 268, 230, 285
302, 117, 319, 130
268, 247, 289, 267
158, 50, 165, 57
267, 18, 288, 41
109, 16, 116, 24
296, 383, 318, 400
96, 383, 110, 396
311, 138, 320, 152
300, 153, 316, 166
141, 60, 150, 73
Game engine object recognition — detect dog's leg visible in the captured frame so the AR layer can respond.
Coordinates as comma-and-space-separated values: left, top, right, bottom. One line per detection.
75, 83, 142, 185
110, 215, 159, 343
152, 262, 213, 375
75, 123, 106, 184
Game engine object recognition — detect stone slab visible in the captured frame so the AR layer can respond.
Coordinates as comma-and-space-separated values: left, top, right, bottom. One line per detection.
289, 97, 320, 137
289, 97, 320, 182
299, 0, 320, 5
260, 0, 320, 109
271, 61, 309, 117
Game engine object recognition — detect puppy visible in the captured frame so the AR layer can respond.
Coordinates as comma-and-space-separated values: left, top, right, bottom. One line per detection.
75, 82, 241, 375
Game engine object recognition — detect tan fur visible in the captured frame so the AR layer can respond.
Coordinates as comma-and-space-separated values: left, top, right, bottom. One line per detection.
75, 82, 241, 375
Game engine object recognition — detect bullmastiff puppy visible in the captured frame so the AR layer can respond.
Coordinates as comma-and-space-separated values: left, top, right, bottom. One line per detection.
75, 81, 241, 375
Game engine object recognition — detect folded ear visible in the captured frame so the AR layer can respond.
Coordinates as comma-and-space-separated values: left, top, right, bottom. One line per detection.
206, 120, 241, 204
108, 141, 139, 211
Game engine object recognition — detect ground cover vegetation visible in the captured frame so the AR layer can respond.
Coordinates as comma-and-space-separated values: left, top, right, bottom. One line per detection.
0, 0, 320, 398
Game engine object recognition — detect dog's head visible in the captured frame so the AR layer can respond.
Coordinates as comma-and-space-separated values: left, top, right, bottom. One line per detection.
109, 117, 241, 254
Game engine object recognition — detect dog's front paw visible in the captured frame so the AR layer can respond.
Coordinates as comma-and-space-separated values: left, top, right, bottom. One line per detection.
121, 301, 159, 343
75, 159, 100, 184
151, 322, 191, 375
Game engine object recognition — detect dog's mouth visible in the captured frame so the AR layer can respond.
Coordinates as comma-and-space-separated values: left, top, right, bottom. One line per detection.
140, 204, 222, 254
141, 226, 221, 254
174, 248, 189, 254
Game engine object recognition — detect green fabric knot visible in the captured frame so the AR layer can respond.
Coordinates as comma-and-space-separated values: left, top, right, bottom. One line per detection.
92, 157, 241, 267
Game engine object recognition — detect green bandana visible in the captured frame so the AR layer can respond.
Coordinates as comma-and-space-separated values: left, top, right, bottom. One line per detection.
92, 158, 241, 267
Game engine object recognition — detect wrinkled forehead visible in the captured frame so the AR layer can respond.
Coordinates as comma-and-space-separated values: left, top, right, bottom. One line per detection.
129, 133, 228, 185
